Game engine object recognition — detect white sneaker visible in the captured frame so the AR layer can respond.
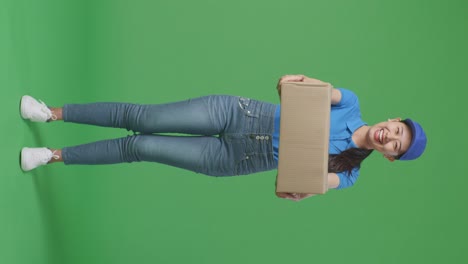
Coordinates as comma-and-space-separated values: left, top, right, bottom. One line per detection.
20, 95, 57, 122
21, 147, 60, 171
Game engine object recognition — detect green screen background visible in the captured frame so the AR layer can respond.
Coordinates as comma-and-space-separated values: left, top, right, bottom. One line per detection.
1, 0, 467, 263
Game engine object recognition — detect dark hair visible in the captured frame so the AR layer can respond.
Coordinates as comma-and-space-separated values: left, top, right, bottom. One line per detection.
328, 148, 373, 176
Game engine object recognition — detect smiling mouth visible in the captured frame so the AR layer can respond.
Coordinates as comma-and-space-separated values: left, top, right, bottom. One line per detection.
374, 129, 384, 144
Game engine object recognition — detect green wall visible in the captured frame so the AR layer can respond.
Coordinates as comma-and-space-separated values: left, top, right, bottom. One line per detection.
1, 0, 467, 263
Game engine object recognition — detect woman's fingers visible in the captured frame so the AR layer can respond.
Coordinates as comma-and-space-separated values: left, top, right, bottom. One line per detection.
276, 192, 290, 198
279, 74, 305, 83
277, 74, 306, 96
302, 77, 327, 85
276, 192, 304, 201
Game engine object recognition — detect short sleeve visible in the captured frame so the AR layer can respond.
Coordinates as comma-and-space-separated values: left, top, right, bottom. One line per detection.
335, 88, 358, 107
336, 166, 360, 189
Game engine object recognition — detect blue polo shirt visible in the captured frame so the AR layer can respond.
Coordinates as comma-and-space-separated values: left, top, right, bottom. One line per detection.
272, 88, 366, 189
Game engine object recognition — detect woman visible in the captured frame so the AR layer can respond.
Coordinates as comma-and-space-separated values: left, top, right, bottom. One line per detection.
20, 75, 427, 201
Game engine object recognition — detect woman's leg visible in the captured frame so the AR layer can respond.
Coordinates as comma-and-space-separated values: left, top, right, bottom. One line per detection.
58, 134, 239, 176
49, 107, 63, 121
54, 96, 237, 135
39, 96, 279, 176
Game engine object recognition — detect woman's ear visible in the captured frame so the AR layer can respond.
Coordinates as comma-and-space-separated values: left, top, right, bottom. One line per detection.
384, 154, 396, 162
387, 117, 402, 122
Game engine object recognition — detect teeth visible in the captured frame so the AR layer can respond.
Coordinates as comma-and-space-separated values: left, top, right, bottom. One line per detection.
379, 130, 383, 143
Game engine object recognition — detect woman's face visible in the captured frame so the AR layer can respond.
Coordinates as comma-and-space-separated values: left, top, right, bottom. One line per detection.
367, 119, 413, 160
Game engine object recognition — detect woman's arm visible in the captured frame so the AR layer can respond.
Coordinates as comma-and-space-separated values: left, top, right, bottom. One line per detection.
276, 74, 342, 105
276, 173, 340, 201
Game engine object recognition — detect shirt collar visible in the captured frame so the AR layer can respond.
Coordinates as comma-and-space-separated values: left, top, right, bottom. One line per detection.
347, 119, 367, 135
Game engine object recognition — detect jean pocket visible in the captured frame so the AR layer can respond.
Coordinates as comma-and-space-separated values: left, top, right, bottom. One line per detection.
238, 97, 259, 118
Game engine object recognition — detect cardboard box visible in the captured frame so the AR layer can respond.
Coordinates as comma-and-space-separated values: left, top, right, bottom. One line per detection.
276, 81, 332, 194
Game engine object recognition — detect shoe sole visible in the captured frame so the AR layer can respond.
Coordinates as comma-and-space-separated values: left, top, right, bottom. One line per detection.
20, 95, 29, 120
20, 147, 30, 171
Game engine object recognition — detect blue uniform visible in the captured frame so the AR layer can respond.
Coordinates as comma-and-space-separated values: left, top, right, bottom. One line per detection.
272, 88, 366, 189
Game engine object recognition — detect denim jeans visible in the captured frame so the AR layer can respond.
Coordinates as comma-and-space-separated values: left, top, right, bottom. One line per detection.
62, 95, 278, 176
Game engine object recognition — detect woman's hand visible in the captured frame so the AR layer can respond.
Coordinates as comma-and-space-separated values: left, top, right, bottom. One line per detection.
276, 75, 305, 96
276, 74, 328, 96
276, 192, 315, 202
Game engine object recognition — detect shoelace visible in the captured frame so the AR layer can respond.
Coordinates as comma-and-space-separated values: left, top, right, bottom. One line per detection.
38, 99, 57, 121
41, 150, 60, 163
51, 150, 60, 160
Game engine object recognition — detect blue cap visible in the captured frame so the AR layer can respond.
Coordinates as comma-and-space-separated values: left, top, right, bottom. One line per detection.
398, 119, 427, 161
